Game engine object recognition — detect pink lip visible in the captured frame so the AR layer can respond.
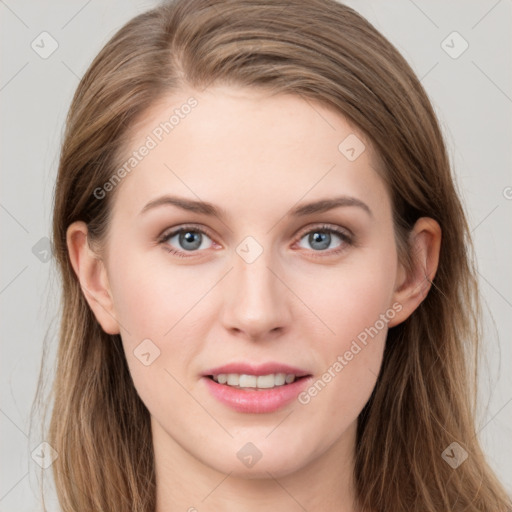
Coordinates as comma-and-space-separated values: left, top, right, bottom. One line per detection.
202, 362, 310, 378
202, 375, 313, 414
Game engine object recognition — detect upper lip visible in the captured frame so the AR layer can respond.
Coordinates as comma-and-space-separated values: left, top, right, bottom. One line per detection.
203, 362, 311, 378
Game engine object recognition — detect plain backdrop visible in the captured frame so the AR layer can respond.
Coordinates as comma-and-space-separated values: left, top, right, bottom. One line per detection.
1, 0, 511, 509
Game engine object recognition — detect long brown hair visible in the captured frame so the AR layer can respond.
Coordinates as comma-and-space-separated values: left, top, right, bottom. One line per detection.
34, 0, 512, 510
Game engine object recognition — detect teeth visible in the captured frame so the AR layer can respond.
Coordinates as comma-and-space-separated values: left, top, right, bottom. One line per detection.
239, 374, 257, 387
226, 374, 239, 386
212, 373, 297, 389
273, 373, 286, 386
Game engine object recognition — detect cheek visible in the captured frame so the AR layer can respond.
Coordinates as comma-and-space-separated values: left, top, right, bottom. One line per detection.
293, 245, 396, 414
298, 248, 397, 346
108, 252, 211, 339
107, 255, 211, 397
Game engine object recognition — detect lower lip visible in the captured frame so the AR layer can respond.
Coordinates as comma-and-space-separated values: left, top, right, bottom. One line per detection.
202, 376, 313, 414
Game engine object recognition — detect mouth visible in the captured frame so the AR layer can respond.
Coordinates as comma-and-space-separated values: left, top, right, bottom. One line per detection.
202, 373, 313, 413
206, 372, 311, 390
201, 363, 313, 413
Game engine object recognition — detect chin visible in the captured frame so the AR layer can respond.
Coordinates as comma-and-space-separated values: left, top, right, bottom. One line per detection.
202, 439, 314, 479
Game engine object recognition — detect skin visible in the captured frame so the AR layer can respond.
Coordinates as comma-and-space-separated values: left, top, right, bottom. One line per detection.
67, 85, 441, 512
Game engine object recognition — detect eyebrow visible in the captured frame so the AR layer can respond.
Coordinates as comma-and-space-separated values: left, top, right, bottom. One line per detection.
139, 194, 372, 219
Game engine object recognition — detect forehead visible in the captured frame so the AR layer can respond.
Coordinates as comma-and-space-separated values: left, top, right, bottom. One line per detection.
110, 85, 389, 221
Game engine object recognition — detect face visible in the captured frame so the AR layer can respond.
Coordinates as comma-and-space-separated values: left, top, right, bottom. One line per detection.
92, 85, 406, 478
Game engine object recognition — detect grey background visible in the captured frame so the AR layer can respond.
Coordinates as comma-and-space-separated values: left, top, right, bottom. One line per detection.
1, 0, 511, 509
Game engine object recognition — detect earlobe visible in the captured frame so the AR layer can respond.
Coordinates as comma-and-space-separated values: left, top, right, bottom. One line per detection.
66, 221, 120, 335
388, 217, 442, 328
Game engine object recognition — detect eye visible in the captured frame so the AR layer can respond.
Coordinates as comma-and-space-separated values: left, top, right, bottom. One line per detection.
158, 225, 215, 257
296, 224, 353, 254
158, 223, 353, 259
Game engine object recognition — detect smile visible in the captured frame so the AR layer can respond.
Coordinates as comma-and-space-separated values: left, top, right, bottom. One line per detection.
209, 372, 298, 389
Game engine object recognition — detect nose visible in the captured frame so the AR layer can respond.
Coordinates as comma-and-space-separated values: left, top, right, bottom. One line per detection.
219, 245, 292, 341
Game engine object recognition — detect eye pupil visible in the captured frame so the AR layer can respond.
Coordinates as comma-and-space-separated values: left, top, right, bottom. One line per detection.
309, 231, 331, 250
180, 231, 202, 250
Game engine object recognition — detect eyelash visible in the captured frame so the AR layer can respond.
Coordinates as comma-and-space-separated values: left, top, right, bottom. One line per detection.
157, 223, 354, 259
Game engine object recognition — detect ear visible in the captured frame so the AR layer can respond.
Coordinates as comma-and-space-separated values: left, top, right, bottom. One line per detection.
66, 221, 120, 335
388, 217, 442, 328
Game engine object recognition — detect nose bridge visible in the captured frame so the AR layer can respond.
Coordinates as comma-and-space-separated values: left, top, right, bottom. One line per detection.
220, 237, 290, 337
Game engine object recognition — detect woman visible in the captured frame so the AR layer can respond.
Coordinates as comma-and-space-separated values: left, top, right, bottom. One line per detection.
36, 0, 512, 510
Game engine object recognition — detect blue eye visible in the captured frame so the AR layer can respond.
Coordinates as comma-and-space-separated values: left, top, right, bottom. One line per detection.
158, 224, 353, 259
159, 226, 213, 257
297, 225, 352, 252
